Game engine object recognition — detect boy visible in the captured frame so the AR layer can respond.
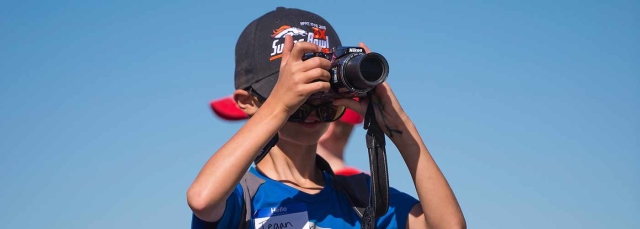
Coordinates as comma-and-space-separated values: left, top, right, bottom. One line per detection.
188, 7, 466, 229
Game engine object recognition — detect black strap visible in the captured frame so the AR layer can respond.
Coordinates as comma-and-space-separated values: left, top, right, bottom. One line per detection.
361, 92, 390, 229
254, 134, 279, 164
317, 156, 368, 217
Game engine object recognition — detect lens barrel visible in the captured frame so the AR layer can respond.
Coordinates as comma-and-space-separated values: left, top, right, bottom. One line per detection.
342, 53, 389, 91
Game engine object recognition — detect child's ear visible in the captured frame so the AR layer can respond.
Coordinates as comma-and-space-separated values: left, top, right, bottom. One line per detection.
233, 89, 259, 117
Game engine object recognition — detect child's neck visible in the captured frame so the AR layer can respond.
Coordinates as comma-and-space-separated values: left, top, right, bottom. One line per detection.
256, 144, 325, 194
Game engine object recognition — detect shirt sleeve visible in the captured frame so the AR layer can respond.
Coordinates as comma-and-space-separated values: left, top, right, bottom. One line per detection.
388, 186, 420, 228
362, 175, 420, 228
191, 184, 244, 229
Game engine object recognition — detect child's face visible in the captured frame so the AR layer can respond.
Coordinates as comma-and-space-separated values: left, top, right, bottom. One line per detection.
278, 111, 331, 146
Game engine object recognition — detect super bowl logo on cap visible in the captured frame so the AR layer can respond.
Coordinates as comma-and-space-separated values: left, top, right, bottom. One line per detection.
271, 25, 308, 38
269, 22, 331, 61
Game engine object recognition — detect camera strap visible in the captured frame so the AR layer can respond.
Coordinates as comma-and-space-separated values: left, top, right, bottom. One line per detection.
360, 91, 390, 229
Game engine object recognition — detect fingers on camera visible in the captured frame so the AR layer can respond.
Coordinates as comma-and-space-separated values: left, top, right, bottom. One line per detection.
291, 42, 321, 61
300, 57, 330, 72
303, 68, 331, 83
306, 80, 331, 93
358, 42, 371, 53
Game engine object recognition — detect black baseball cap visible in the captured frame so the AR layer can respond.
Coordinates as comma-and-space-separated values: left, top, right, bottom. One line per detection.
234, 7, 342, 98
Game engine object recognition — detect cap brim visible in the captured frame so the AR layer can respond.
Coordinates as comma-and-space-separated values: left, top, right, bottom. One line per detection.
339, 108, 363, 125
210, 97, 248, 120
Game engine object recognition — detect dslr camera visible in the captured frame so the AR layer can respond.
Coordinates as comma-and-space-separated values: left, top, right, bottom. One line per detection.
302, 46, 389, 100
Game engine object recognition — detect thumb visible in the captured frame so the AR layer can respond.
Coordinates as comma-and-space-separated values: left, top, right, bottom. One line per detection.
333, 98, 367, 117
358, 42, 371, 54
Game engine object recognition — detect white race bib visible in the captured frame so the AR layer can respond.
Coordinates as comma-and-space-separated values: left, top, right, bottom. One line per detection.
254, 203, 311, 229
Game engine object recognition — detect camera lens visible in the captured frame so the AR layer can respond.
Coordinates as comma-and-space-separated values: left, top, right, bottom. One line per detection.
343, 53, 389, 91
360, 55, 385, 82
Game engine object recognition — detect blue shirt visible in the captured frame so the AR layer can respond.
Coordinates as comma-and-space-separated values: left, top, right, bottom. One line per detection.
192, 167, 419, 229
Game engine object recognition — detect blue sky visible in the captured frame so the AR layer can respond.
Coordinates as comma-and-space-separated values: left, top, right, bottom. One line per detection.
0, 0, 638, 228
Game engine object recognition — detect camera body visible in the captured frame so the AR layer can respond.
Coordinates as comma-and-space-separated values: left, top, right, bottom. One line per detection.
302, 46, 389, 101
